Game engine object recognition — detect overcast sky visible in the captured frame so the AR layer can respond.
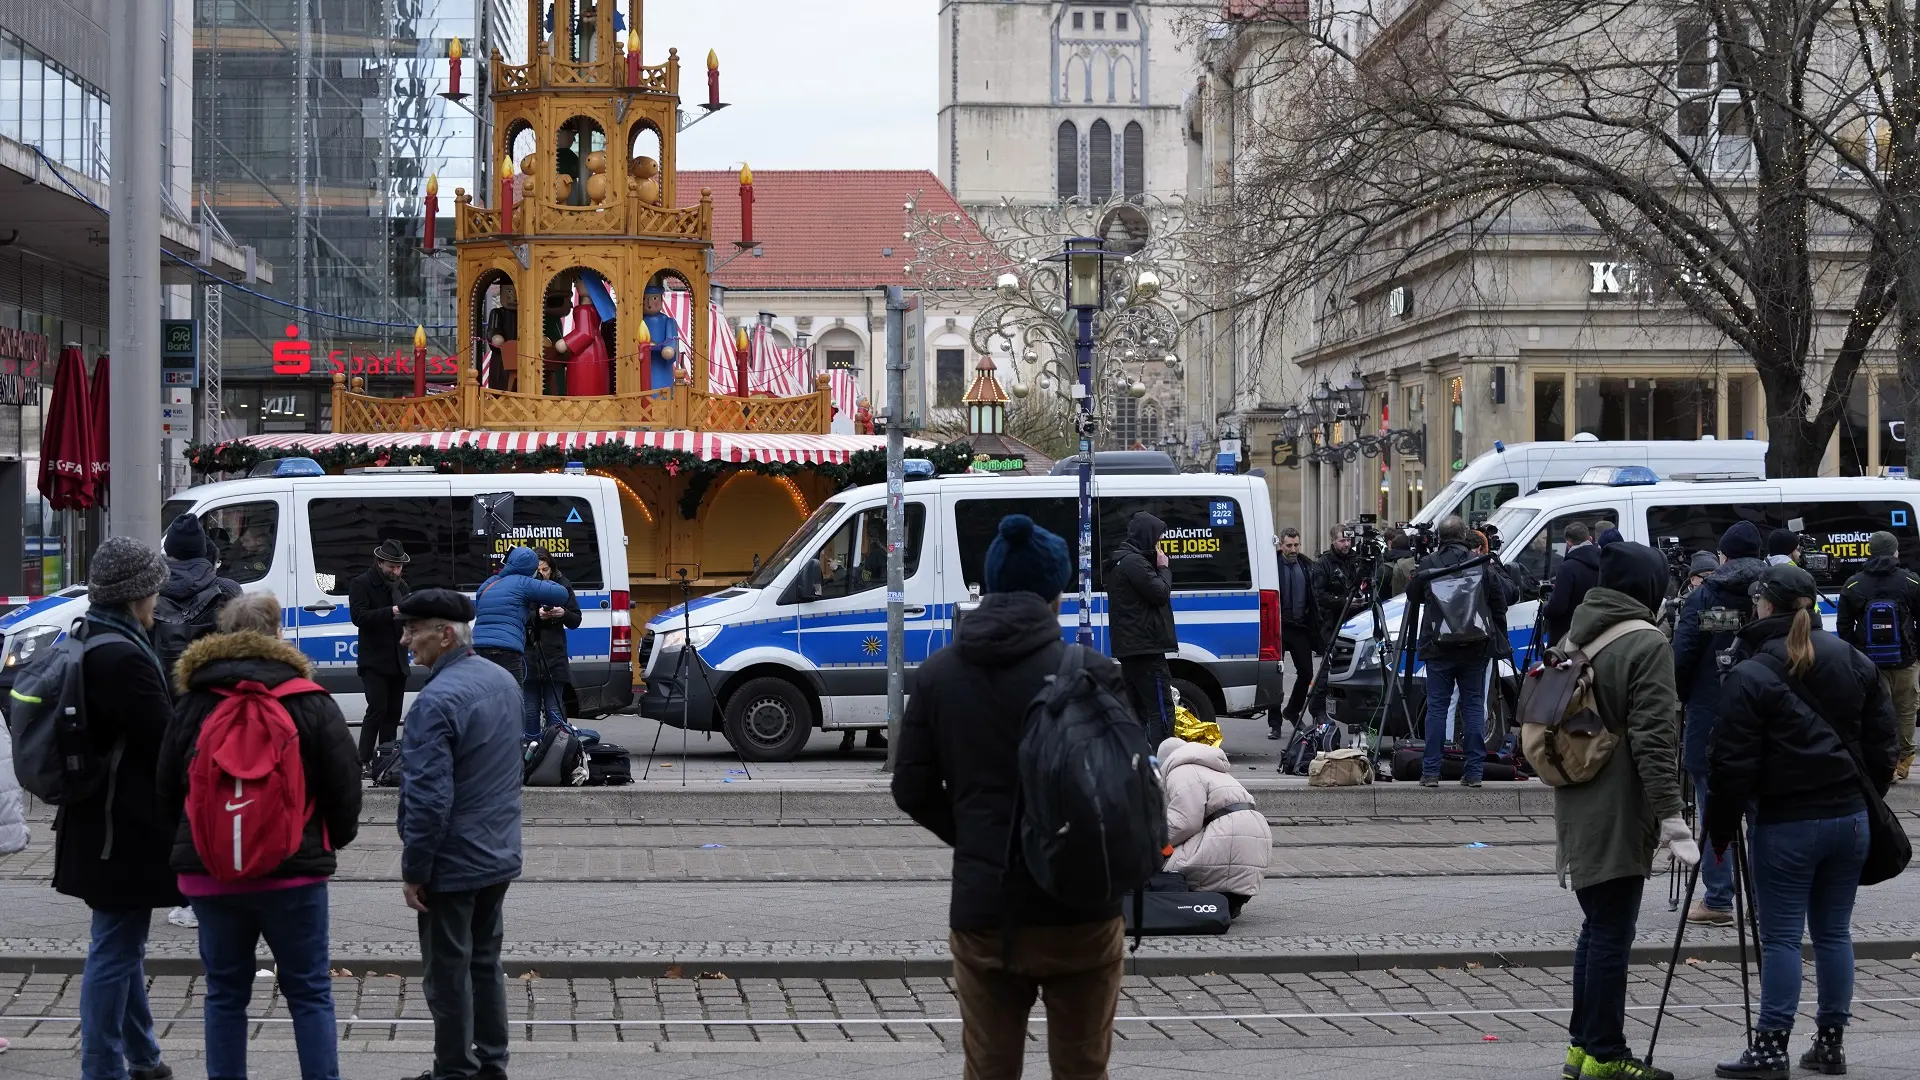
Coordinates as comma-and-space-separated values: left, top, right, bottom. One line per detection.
644, 1, 938, 172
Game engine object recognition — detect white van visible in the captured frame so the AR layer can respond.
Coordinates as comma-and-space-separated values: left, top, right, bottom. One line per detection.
1327, 472, 1920, 727
637, 471, 1284, 761
0, 463, 634, 719
1411, 437, 1769, 529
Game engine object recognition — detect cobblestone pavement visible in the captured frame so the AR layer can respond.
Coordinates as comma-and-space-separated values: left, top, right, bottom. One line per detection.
2, 961, 1917, 1078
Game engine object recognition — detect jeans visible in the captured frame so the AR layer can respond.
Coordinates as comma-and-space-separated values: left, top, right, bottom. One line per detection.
1689, 767, 1735, 912
949, 918, 1125, 1080
1749, 811, 1871, 1032
1423, 657, 1488, 781
192, 882, 337, 1080
418, 882, 511, 1080
358, 668, 406, 764
80, 908, 163, 1080
1570, 875, 1644, 1062
1119, 654, 1175, 746
522, 679, 566, 739
474, 647, 525, 687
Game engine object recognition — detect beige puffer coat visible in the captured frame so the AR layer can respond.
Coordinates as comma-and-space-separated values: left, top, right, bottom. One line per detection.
1157, 737, 1272, 898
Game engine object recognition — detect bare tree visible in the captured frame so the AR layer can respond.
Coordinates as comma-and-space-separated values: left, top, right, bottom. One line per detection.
1198, 0, 1903, 476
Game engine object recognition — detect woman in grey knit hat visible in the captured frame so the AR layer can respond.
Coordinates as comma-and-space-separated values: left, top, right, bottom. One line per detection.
54, 535, 184, 1080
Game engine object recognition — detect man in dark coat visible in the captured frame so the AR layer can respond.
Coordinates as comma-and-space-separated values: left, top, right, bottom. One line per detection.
1314, 526, 1367, 633
522, 547, 582, 737
1545, 521, 1602, 645
349, 539, 413, 764
893, 513, 1128, 1080
1102, 510, 1177, 744
1670, 519, 1767, 924
153, 513, 243, 677
1834, 530, 1920, 782
52, 536, 182, 1080
1270, 527, 1324, 738
1407, 515, 1510, 786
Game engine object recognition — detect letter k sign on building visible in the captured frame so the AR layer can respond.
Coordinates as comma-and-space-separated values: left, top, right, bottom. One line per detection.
1589, 262, 1634, 295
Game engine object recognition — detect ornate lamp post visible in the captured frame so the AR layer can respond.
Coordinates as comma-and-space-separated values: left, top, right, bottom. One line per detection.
1060, 236, 1106, 647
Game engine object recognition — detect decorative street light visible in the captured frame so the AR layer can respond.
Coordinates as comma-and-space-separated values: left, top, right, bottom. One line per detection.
1056, 235, 1112, 648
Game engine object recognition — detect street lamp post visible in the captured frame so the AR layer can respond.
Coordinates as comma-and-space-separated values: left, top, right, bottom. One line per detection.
1063, 236, 1104, 648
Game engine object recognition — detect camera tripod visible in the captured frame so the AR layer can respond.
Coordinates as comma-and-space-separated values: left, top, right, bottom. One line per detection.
1647, 819, 1766, 1069
1296, 550, 1419, 771
642, 568, 754, 785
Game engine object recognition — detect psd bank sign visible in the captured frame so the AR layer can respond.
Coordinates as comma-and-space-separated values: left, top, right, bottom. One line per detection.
271, 324, 459, 377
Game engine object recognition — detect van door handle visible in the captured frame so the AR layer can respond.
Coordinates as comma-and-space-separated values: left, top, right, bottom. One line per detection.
302, 602, 336, 615
903, 605, 926, 617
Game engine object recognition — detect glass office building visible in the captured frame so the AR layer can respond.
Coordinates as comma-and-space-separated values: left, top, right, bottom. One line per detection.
195, 0, 524, 434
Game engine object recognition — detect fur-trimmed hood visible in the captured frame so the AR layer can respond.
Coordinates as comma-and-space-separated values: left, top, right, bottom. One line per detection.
173, 629, 314, 694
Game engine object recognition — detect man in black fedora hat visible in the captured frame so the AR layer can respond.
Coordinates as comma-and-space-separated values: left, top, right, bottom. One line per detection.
349, 539, 414, 765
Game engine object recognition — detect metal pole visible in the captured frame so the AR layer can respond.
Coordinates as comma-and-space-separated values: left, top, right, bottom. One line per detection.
1074, 307, 1095, 648
884, 286, 910, 770
109, 0, 164, 543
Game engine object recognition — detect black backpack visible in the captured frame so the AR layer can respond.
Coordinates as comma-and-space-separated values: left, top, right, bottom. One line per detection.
1281, 719, 1342, 775
152, 582, 229, 674
523, 723, 586, 786
6, 625, 128, 805
1015, 645, 1167, 909
1420, 560, 1495, 645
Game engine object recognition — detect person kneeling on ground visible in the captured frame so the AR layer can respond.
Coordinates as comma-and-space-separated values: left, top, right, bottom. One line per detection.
1157, 736, 1271, 917
1556, 541, 1697, 1080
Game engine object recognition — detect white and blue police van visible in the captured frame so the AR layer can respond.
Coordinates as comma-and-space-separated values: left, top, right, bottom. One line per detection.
1326, 468, 1920, 732
0, 459, 634, 720
638, 465, 1285, 761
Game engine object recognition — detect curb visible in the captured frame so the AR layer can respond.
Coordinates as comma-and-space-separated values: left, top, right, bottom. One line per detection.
2, 938, 1913, 980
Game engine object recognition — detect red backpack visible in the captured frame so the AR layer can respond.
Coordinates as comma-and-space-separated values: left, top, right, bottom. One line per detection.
187, 678, 324, 882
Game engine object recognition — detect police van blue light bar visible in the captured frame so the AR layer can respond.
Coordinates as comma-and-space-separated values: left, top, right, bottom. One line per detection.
1578, 465, 1660, 486
902, 458, 937, 479
248, 456, 327, 478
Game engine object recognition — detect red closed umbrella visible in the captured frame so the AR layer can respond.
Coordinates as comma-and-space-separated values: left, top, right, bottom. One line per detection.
88, 353, 110, 497
38, 345, 94, 511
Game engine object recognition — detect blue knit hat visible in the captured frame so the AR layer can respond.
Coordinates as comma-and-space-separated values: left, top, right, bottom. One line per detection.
984, 514, 1072, 599
1719, 520, 1763, 560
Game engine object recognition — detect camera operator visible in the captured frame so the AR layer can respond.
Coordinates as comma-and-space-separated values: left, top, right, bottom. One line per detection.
1269, 528, 1326, 740
1407, 515, 1509, 787
1669, 520, 1766, 925
1835, 531, 1920, 783
1381, 530, 1417, 599
1544, 522, 1602, 646
1315, 525, 1368, 635
1767, 528, 1801, 566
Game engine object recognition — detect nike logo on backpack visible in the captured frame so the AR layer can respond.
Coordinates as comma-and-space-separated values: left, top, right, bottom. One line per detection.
225, 799, 254, 812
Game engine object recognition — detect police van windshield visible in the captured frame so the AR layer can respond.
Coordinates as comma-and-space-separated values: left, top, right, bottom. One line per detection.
743, 500, 846, 589
1411, 481, 1465, 526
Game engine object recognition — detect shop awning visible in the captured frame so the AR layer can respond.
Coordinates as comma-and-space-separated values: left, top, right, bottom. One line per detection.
238, 429, 929, 466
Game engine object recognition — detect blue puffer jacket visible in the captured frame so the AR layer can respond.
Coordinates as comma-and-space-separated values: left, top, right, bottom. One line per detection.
471, 546, 570, 652
397, 646, 524, 892
1670, 556, 1768, 774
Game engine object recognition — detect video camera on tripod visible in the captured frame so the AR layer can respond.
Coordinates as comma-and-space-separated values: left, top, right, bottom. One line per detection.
1397, 519, 1438, 560
1340, 513, 1388, 562
1785, 517, 1833, 574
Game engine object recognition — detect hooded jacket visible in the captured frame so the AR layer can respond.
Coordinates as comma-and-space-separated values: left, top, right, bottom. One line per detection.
1543, 543, 1601, 645
892, 590, 1123, 930
1102, 512, 1176, 659
1157, 737, 1271, 897
1835, 555, 1920, 667
1552, 545, 1685, 891
1671, 555, 1769, 772
153, 557, 243, 674
1708, 614, 1898, 842
158, 630, 363, 880
472, 546, 571, 653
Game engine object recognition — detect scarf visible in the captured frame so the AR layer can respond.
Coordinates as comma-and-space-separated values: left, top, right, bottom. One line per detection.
86, 604, 168, 684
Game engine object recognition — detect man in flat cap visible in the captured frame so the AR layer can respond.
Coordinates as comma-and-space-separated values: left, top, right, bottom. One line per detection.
393, 588, 523, 1080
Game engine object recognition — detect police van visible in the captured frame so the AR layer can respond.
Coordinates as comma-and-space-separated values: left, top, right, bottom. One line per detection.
1327, 470, 1920, 729
1410, 437, 1768, 530
638, 470, 1284, 761
0, 462, 634, 720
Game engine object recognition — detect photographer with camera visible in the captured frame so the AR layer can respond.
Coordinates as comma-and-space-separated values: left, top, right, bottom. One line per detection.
1545, 522, 1603, 646
1835, 531, 1920, 783
1670, 520, 1767, 925
1407, 515, 1509, 787
1767, 529, 1801, 567
1382, 530, 1418, 599
1315, 525, 1369, 636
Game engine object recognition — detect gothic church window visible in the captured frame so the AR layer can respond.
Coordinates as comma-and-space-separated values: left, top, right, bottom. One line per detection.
1057, 121, 1080, 201
1123, 121, 1143, 200
1090, 119, 1113, 201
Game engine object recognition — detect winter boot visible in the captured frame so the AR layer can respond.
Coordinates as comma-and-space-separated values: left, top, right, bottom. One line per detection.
1714, 1029, 1791, 1080
1896, 752, 1912, 782
1798, 1025, 1846, 1075
1580, 1055, 1674, 1080
1563, 1046, 1588, 1080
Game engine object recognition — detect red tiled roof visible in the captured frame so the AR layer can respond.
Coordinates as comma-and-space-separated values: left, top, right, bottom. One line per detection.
677, 170, 986, 291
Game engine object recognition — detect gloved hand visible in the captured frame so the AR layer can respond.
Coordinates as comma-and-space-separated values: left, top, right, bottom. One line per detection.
1659, 816, 1701, 868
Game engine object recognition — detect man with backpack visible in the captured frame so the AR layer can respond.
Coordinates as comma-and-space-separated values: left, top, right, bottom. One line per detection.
1407, 515, 1510, 787
1835, 530, 1920, 782
157, 592, 361, 1080
894, 514, 1157, 1080
153, 513, 243, 677
349, 538, 414, 765
393, 588, 524, 1080
1102, 510, 1178, 744
1551, 541, 1695, 1080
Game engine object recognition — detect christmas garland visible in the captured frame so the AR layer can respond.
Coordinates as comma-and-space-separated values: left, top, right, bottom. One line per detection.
183, 439, 976, 495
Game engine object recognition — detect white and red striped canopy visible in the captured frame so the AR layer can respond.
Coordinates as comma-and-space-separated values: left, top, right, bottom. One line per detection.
748, 323, 815, 399
658, 290, 745, 396
238, 429, 924, 466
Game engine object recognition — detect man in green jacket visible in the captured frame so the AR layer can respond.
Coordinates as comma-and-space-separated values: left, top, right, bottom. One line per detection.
1556, 541, 1699, 1080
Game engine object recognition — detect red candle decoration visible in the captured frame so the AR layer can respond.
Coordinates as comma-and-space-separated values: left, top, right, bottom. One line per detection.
735, 326, 752, 397
707, 49, 721, 107
413, 325, 428, 398
739, 163, 754, 246
499, 152, 516, 234
448, 38, 463, 98
626, 30, 641, 85
423, 173, 438, 251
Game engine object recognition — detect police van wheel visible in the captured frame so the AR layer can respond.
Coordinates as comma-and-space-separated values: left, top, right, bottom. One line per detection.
723, 678, 814, 762
1171, 678, 1215, 728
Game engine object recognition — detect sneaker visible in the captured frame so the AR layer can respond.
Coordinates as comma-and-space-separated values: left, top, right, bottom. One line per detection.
1896, 753, 1912, 782
1687, 900, 1734, 926
166, 906, 198, 929
0, 1036, 9, 1053
1582, 1055, 1674, 1080
1419, 776, 1440, 788
130, 1066, 174, 1080
1266, 730, 1283, 740
1564, 1045, 1588, 1080
1461, 778, 1483, 788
